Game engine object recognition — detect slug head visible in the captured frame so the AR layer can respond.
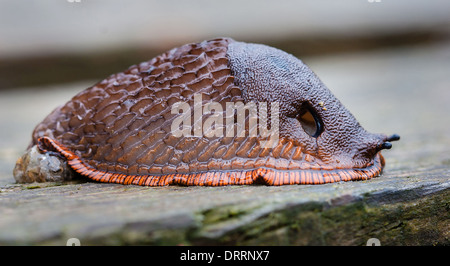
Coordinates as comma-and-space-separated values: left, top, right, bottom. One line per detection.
227, 41, 399, 169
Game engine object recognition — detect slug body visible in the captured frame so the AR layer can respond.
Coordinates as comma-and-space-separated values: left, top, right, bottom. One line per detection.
26, 38, 399, 186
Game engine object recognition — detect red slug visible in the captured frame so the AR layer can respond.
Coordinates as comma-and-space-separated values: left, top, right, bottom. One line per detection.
19, 38, 400, 186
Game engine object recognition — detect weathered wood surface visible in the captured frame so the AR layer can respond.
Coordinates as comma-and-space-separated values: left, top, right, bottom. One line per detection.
0, 42, 449, 245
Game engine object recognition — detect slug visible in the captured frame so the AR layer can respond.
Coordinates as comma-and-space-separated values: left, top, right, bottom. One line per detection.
14, 38, 399, 186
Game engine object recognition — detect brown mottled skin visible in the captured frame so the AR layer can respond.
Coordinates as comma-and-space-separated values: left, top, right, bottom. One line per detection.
29, 38, 399, 186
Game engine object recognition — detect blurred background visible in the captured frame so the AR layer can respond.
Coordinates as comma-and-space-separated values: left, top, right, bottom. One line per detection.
1, 0, 449, 88
0, 0, 449, 185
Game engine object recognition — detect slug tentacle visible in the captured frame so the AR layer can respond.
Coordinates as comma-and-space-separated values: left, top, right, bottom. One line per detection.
387, 134, 401, 142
